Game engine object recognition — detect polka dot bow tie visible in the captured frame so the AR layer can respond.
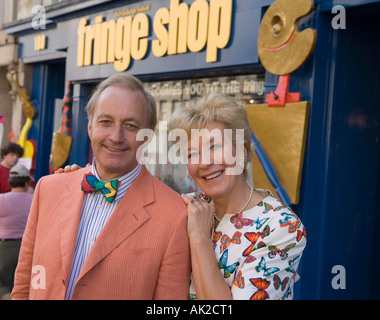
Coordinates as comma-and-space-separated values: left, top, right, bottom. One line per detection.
81, 172, 120, 203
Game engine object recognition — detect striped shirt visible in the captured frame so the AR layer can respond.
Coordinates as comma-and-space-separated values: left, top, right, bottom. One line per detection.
64, 162, 142, 300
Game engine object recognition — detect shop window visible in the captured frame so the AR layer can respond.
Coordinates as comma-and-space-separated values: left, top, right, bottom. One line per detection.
143, 73, 265, 194
159, 101, 169, 122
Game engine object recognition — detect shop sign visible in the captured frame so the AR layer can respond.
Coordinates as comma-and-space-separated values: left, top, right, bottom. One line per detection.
146, 78, 265, 98
76, 0, 233, 72
34, 34, 47, 51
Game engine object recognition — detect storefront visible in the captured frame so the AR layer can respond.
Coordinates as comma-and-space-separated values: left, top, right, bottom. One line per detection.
5, 0, 380, 299
10, 0, 266, 185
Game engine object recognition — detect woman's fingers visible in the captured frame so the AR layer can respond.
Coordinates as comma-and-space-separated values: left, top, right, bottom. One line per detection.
54, 163, 84, 174
181, 193, 193, 205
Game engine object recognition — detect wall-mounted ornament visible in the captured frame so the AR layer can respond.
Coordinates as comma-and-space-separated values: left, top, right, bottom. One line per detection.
10, 70, 37, 174
246, 0, 317, 205
49, 81, 73, 173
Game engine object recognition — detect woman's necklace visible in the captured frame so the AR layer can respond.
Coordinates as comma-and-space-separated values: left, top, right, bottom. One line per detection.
214, 185, 254, 222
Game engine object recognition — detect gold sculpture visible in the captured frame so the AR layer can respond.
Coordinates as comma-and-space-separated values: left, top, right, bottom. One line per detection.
247, 0, 317, 204
10, 70, 36, 159
257, 0, 317, 75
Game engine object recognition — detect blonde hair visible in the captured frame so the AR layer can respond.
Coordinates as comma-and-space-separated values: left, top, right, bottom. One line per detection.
168, 92, 253, 168
85, 74, 157, 130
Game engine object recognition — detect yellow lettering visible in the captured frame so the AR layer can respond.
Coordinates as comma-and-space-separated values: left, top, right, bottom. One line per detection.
100, 19, 116, 64
76, 0, 234, 71
152, 7, 169, 57
34, 34, 46, 51
93, 16, 103, 65
84, 23, 96, 66
114, 16, 132, 72
138, 5, 151, 13
42, 35, 46, 50
187, 0, 209, 53
207, 0, 233, 62
168, 0, 189, 55
77, 18, 87, 66
131, 13, 149, 60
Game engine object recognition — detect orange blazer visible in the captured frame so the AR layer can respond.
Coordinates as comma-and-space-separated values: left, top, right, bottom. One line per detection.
12, 166, 190, 300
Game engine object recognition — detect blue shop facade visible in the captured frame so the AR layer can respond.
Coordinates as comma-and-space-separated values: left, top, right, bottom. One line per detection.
5, 0, 380, 299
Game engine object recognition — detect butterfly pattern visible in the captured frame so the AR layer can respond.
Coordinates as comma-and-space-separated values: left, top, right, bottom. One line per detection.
220, 231, 242, 253
268, 243, 296, 260
230, 212, 254, 229
250, 278, 270, 300
273, 274, 289, 291
218, 249, 240, 278
189, 190, 307, 300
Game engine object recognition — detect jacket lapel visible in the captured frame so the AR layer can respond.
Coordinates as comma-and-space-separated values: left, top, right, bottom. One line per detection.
60, 166, 91, 282
77, 166, 155, 281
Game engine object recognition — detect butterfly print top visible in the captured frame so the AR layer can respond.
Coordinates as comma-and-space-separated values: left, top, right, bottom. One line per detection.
189, 190, 307, 300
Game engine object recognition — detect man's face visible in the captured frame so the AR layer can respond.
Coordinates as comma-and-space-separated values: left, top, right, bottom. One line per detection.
2, 152, 20, 168
88, 86, 148, 181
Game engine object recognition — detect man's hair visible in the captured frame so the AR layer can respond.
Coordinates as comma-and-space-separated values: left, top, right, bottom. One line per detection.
8, 176, 30, 189
85, 74, 157, 130
1, 143, 24, 158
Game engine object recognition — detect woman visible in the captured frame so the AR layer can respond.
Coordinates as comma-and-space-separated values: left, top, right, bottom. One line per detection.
168, 92, 306, 300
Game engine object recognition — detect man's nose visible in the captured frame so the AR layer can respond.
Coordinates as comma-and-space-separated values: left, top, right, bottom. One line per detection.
109, 125, 123, 142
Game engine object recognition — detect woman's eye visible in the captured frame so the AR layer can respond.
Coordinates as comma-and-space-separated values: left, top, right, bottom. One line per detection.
188, 152, 199, 159
210, 143, 223, 151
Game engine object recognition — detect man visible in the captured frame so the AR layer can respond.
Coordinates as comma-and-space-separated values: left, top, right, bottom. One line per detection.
0, 143, 24, 193
0, 164, 33, 300
12, 74, 191, 300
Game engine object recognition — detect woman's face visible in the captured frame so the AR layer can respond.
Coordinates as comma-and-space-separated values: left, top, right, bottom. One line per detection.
186, 121, 246, 199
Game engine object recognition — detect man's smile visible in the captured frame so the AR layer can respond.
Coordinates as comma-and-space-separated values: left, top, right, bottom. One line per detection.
104, 145, 128, 153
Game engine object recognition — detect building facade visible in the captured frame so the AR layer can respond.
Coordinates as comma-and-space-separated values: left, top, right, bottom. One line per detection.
2, 0, 380, 299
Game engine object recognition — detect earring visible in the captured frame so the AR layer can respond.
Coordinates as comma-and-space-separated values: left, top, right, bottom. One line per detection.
239, 155, 247, 169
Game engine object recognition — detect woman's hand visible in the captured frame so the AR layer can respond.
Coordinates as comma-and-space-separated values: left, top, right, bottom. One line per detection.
181, 194, 215, 242
181, 193, 232, 300
54, 163, 88, 174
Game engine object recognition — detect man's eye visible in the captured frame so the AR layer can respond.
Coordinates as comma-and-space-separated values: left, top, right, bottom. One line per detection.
126, 123, 138, 130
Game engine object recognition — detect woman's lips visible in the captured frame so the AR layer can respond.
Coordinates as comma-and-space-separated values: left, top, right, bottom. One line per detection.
203, 170, 224, 180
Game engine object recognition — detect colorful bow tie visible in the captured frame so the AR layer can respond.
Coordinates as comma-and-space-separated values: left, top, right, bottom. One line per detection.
81, 173, 120, 203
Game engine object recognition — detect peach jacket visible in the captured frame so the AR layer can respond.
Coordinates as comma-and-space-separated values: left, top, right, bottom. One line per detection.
12, 166, 191, 300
